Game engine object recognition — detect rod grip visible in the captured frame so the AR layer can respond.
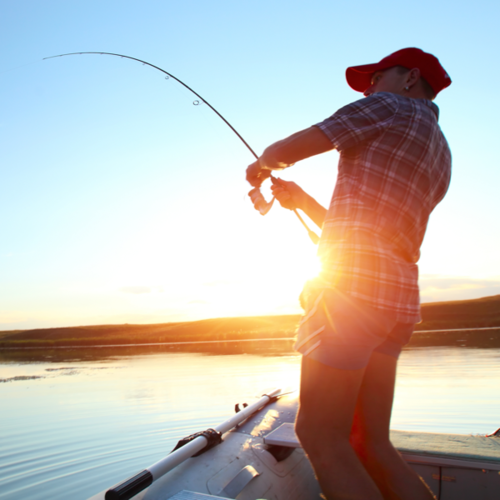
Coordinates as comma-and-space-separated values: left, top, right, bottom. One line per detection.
105, 469, 153, 500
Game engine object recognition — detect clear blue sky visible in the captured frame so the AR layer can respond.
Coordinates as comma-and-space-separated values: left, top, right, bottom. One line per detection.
1, 0, 499, 330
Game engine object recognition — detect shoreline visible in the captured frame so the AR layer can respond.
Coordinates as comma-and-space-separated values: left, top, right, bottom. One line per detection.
1, 294, 499, 349
1, 326, 500, 350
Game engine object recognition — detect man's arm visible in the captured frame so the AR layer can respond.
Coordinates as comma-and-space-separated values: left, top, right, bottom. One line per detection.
246, 126, 334, 187
261, 126, 334, 167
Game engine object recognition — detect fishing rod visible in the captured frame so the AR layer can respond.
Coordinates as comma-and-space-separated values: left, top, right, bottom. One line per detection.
43, 52, 320, 244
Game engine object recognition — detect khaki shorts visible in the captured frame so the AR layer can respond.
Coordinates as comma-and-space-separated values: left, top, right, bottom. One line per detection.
294, 288, 414, 370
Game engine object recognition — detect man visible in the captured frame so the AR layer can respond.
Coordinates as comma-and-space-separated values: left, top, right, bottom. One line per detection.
246, 48, 451, 500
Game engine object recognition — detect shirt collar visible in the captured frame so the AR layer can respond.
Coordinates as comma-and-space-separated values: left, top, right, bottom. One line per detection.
422, 99, 440, 120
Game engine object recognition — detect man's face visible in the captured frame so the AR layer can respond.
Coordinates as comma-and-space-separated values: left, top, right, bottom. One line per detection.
363, 66, 409, 97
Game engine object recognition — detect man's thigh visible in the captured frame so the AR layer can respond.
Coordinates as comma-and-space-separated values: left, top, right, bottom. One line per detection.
351, 351, 399, 443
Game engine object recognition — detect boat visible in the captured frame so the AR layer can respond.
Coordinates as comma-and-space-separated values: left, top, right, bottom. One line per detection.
89, 389, 500, 500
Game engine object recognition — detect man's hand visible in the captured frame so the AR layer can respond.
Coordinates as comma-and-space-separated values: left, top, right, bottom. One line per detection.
271, 178, 307, 211
271, 177, 327, 229
246, 160, 271, 188
246, 146, 293, 188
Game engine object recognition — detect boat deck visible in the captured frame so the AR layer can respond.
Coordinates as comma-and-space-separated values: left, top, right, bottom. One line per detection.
265, 422, 500, 469
392, 429, 500, 467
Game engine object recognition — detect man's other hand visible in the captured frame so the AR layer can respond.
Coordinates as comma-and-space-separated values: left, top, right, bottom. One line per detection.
271, 179, 307, 211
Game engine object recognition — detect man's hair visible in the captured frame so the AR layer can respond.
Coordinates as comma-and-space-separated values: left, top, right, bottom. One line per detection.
395, 66, 436, 100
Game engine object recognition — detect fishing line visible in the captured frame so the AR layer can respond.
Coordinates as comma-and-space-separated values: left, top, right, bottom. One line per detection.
0, 59, 41, 75
43, 51, 319, 243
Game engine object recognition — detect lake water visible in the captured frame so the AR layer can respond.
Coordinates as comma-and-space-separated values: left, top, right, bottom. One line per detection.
0, 341, 499, 500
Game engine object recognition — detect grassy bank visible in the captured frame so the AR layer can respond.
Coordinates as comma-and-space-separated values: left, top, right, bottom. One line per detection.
1, 294, 499, 349
0, 315, 300, 348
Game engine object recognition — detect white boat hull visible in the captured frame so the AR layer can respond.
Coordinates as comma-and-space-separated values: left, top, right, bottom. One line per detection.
90, 392, 500, 500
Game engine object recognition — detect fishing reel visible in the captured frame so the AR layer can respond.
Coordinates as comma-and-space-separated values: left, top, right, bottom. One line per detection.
248, 185, 274, 216
248, 176, 320, 245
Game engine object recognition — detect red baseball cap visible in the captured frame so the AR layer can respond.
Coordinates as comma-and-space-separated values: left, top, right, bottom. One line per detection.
346, 48, 451, 96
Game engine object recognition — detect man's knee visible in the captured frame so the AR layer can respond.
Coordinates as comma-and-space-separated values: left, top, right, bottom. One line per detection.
350, 429, 393, 464
296, 408, 325, 450
296, 407, 346, 451
295, 407, 309, 444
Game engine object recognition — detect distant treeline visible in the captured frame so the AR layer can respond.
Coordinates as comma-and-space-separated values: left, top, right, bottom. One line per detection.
1, 294, 499, 349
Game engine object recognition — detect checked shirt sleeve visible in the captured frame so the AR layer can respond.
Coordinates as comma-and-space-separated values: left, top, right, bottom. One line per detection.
315, 93, 399, 151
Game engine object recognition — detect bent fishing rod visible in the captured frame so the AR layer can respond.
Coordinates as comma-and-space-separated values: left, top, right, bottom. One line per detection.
43, 52, 319, 244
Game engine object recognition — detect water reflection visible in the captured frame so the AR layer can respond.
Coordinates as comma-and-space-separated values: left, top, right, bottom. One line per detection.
1, 340, 499, 500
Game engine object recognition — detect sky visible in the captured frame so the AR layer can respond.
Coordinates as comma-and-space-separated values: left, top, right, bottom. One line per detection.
1, 0, 499, 330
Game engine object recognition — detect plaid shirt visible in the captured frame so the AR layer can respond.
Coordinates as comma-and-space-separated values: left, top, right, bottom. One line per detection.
315, 92, 451, 323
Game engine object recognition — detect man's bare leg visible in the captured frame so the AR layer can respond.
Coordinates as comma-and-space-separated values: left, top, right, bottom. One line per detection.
296, 355, 384, 500
350, 351, 436, 500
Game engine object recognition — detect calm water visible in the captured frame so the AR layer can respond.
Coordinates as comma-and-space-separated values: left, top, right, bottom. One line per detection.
0, 341, 499, 500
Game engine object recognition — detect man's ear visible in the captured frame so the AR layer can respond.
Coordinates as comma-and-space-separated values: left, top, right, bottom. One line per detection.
406, 67, 421, 87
